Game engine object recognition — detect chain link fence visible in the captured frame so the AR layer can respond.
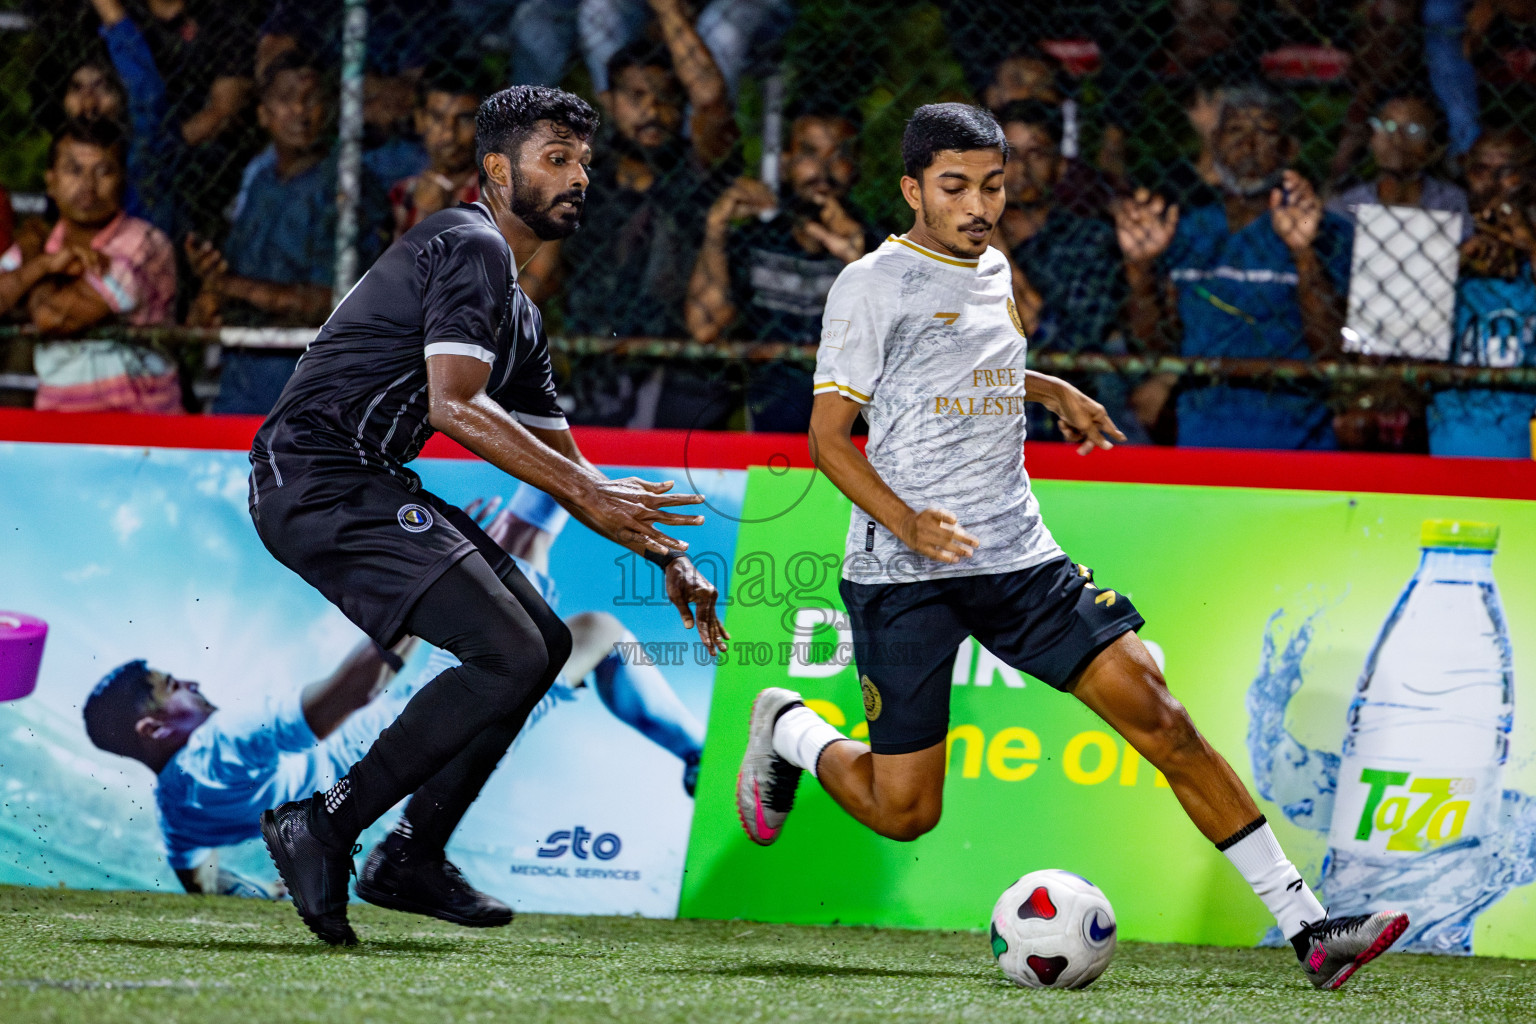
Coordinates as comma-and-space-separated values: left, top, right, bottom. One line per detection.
3, 0, 1536, 454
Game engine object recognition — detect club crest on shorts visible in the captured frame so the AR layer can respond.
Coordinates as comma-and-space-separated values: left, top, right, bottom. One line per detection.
1007, 297, 1025, 337
860, 674, 882, 721
397, 503, 433, 533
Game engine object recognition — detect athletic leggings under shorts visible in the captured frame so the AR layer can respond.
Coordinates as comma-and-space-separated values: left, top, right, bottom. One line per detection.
249, 456, 572, 842
838, 555, 1145, 755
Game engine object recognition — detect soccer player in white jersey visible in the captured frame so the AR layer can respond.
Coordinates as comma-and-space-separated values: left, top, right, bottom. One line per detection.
737, 103, 1407, 991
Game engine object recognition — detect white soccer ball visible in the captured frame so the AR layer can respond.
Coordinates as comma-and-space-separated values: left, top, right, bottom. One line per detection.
989, 868, 1117, 989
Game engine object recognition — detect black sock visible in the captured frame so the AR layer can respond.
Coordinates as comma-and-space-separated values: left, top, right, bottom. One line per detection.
311, 776, 362, 851
381, 816, 434, 861
1291, 922, 1318, 960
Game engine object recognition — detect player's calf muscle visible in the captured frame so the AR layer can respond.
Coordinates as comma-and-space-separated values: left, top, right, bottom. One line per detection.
1075, 635, 1259, 828
1132, 696, 1207, 776
820, 743, 945, 841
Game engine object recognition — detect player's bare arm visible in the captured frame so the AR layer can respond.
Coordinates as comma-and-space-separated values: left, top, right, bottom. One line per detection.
1024, 370, 1127, 456
425, 352, 703, 556
458, 108, 724, 646
809, 391, 978, 564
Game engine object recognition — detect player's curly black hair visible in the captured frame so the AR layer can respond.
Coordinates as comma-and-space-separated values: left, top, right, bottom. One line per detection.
475, 86, 601, 184
901, 103, 1009, 180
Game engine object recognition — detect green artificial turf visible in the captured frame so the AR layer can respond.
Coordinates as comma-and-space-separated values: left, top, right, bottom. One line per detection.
1, 886, 1534, 1024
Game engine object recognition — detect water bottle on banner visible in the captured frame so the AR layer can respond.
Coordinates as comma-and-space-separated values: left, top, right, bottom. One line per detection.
1323, 520, 1515, 948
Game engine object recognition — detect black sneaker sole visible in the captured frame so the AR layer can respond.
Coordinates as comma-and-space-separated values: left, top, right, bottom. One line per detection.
354, 877, 513, 928
260, 809, 359, 947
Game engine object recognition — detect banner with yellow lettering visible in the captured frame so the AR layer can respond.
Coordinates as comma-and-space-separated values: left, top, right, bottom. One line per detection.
679, 466, 1536, 959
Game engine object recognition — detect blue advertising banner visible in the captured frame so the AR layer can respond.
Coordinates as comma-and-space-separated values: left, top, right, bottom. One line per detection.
0, 440, 742, 917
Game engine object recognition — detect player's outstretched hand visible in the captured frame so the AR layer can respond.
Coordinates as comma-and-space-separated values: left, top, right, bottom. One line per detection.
1047, 380, 1127, 456
1057, 409, 1126, 456
586, 476, 706, 555
900, 507, 979, 564
665, 556, 730, 655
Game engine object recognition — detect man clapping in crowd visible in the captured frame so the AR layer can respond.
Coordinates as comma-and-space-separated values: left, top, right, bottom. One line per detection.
686, 102, 879, 431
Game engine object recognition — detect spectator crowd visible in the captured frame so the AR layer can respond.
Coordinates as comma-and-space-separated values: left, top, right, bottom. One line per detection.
3, 0, 1536, 456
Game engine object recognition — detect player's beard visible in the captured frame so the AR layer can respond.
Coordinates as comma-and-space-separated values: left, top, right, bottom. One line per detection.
920, 196, 993, 257
509, 166, 585, 240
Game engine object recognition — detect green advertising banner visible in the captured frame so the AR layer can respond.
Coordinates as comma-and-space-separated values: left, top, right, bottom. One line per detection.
681, 467, 1536, 959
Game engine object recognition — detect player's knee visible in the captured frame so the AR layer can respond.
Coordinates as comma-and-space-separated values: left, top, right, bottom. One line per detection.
880, 808, 941, 842
875, 797, 942, 842
472, 652, 548, 716
462, 622, 552, 714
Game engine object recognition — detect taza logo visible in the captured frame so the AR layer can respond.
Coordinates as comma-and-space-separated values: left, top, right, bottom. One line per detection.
1353, 768, 1473, 851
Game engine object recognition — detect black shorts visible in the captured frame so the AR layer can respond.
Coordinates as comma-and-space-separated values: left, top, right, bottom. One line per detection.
838, 555, 1145, 755
249, 455, 516, 647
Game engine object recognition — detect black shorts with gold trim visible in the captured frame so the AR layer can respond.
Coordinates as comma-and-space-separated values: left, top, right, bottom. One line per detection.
837, 555, 1144, 755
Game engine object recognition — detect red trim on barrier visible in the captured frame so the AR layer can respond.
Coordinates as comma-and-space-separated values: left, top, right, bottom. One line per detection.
1, 409, 1533, 500
1022, 442, 1536, 500
0, 409, 267, 451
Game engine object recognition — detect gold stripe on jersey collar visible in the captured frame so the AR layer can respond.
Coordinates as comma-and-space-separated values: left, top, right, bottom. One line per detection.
890, 234, 980, 268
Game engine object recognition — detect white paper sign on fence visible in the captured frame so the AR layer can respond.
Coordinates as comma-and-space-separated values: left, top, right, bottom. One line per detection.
1344, 203, 1462, 359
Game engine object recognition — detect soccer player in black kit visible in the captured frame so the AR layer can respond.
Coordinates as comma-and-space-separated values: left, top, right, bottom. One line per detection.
249, 86, 728, 946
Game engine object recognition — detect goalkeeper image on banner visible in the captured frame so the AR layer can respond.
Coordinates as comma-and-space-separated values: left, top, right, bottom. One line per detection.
83, 487, 707, 900
737, 102, 1409, 992
83, 642, 415, 899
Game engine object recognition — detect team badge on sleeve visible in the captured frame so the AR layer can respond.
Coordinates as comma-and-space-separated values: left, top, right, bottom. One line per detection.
822, 319, 851, 348
397, 504, 434, 533
1007, 298, 1025, 337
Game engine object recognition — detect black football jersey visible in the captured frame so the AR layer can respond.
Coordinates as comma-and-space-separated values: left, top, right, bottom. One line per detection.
252, 202, 565, 473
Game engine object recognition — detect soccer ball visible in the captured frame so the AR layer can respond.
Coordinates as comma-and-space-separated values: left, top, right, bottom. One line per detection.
989, 869, 1117, 989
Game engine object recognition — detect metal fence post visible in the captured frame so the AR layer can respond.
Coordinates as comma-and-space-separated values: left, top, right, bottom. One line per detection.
333, 0, 369, 306
759, 71, 784, 206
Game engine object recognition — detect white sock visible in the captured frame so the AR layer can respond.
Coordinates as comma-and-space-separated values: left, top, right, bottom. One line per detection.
1219, 817, 1325, 940
772, 704, 851, 779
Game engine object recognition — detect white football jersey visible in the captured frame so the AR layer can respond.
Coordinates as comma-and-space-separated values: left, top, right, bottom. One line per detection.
814, 234, 1062, 583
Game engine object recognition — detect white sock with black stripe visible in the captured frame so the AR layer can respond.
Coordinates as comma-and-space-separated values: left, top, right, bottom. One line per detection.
772, 704, 854, 779
1218, 816, 1325, 942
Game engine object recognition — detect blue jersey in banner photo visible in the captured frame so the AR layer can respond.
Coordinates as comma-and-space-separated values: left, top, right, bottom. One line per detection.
155, 556, 559, 872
